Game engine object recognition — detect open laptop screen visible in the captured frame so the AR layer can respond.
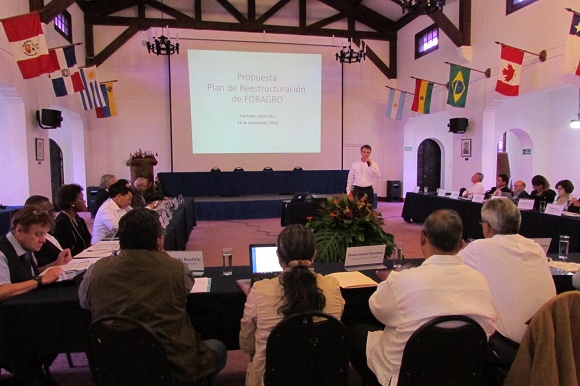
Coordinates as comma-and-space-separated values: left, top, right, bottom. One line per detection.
249, 244, 283, 274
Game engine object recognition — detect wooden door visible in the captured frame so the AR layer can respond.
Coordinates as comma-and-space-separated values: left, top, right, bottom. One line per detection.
49, 139, 64, 208
416, 139, 441, 192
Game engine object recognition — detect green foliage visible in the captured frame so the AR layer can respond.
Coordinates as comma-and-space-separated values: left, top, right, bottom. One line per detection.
305, 194, 395, 262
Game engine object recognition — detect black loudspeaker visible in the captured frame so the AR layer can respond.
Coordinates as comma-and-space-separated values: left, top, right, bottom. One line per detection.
386, 180, 402, 202
448, 118, 468, 134
36, 109, 62, 129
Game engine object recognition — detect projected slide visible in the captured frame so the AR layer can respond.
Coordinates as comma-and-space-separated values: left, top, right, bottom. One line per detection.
188, 50, 321, 154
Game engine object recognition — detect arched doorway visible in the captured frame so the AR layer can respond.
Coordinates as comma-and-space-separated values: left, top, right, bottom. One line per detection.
417, 139, 441, 192
49, 139, 64, 207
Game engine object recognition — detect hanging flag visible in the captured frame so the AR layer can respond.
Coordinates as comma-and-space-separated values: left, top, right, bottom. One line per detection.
1, 12, 52, 79
79, 66, 106, 110
447, 64, 471, 108
96, 82, 118, 118
411, 79, 434, 114
48, 46, 84, 97
564, 13, 580, 76
385, 88, 406, 120
495, 45, 524, 96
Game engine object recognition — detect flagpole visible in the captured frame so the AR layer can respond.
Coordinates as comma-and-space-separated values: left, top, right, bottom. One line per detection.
565, 8, 580, 16
48, 42, 82, 51
411, 76, 448, 89
385, 85, 414, 95
494, 41, 547, 62
444, 62, 491, 78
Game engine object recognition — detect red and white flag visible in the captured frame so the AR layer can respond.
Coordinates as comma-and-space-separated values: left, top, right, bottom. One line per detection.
1, 12, 52, 79
495, 45, 524, 97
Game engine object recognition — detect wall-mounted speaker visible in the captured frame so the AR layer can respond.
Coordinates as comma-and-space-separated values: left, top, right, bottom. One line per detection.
448, 118, 468, 134
36, 109, 62, 129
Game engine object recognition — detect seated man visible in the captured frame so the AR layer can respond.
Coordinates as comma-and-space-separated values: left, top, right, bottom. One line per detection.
79, 208, 227, 385
459, 199, 556, 373
349, 209, 497, 386
0, 205, 63, 301
485, 174, 512, 198
511, 180, 530, 203
93, 174, 117, 217
24, 195, 72, 269
91, 180, 134, 244
462, 172, 486, 198
131, 177, 160, 209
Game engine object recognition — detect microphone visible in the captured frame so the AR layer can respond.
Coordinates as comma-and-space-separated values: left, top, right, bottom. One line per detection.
367, 160, 371, 167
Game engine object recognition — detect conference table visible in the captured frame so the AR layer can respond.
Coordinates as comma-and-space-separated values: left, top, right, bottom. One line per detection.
0, 256, 575, 362
401, 192, 580, 253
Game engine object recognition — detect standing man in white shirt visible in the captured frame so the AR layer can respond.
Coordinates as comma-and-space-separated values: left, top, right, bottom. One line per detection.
346, 145, 381, 207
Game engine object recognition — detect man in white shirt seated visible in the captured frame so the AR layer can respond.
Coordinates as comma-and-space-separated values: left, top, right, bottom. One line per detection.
348, 209, 497, 386
91, 180, 134, 244
462, 172, 485, 198
458, 199, 556, 379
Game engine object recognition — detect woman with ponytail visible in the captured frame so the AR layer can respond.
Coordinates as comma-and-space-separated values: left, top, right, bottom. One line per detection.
240, 224, 345, 386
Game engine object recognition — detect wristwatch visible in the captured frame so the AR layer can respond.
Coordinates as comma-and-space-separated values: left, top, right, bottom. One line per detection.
34, 277, 43, 288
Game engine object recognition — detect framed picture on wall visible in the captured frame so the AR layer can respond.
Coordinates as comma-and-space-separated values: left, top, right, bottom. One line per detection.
461, 139, 471, 158
35, 138, 44, 161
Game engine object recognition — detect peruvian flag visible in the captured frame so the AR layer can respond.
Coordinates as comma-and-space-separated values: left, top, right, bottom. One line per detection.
495, 45, 524, 96
1, 12, 52, 79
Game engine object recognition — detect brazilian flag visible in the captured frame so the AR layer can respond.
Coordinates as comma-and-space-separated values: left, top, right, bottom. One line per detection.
447, 64, 471, 108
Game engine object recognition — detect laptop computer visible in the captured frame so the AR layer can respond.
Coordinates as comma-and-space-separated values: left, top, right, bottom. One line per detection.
249, 244, 283, 283
531, 238, 552, 256
344, 245, 388, 271
290, 192, 309, 203
101, 228, 119, 241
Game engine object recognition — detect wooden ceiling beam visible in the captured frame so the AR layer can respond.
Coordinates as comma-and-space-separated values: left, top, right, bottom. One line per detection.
215, 0, 246, 23
89, 24, 143, 66
318, 0, 396, 33
256, 0, 292, 24
429, 0, 471, 47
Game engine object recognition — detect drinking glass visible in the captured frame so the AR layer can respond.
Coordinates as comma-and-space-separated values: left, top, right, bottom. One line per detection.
539, 201, 547, 213
222, 248, 233, 276
393, 242, 403, 268
559, 235, 570, 261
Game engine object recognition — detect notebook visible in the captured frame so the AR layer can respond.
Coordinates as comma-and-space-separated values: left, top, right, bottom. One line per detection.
344, 245, 387, 271
249, 244, 283, 281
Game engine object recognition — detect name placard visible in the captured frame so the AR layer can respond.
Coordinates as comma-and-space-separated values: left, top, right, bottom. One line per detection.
413, 186, 420, 193
544, 204, 565, 216
490, 195, 507, 200
437, 189, 447, 197
517, 199, 535, 210
167, 251, 205, 276
344, 245, 386, 268
472, 194, 485, 203
449, 191, 460, 199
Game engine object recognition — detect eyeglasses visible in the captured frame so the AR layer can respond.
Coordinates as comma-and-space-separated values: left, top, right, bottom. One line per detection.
478, 219, 488, 225
124, 195, 132, 201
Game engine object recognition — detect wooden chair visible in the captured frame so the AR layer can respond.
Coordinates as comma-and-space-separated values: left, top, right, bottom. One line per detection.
86, 315, 174, 386
263, 167, 273, 171
397, 315, 488, 386
264, 311, 348, 386
210, 167, 221, 172
233, 167, 244, 172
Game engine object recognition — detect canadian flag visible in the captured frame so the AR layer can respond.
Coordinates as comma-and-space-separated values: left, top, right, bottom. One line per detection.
495, 45, 524, 97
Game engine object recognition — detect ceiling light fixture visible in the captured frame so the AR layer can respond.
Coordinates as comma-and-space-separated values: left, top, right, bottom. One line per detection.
400, 0, 446, 15
336, 39, 366, 64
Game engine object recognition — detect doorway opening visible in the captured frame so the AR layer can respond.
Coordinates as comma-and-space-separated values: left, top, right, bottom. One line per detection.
417, 139, 442, 192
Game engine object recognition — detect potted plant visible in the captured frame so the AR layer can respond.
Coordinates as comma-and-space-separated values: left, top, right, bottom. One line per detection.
306, 194, 395, 262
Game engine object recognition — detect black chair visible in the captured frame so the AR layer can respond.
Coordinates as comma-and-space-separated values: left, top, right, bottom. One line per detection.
86, 315, 174, 386
263, 167, 273, 171
264, 311, 348, 386
233, 167, 244, 172
87, 186, 99, 218
210, 167, 221, 172
397, 315, 488, 386
293, 166, 303, 171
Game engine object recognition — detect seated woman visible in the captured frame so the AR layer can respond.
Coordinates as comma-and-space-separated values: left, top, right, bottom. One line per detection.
553, 179, 575, 207
53, 184, 92, 256
240, 224, 345, 386
529, 175, 556, 209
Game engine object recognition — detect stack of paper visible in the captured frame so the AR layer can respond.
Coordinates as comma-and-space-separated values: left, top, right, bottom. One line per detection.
327, 271, 378, 288
548, 261, 580, 273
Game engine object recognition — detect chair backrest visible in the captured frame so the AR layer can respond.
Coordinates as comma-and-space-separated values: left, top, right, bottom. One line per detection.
263, 167, 273, 171
86, 186, 99, 217
397, 315, 488, 386
86, 315, 174, 386
264, 311, 348, 386
293, 166, 303, 171
210, 167, 221, 172
234, 167, 244, 172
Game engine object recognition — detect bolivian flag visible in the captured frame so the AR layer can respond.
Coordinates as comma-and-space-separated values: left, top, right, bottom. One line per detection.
411, 79, 434, 114
447, 64, 471, 108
